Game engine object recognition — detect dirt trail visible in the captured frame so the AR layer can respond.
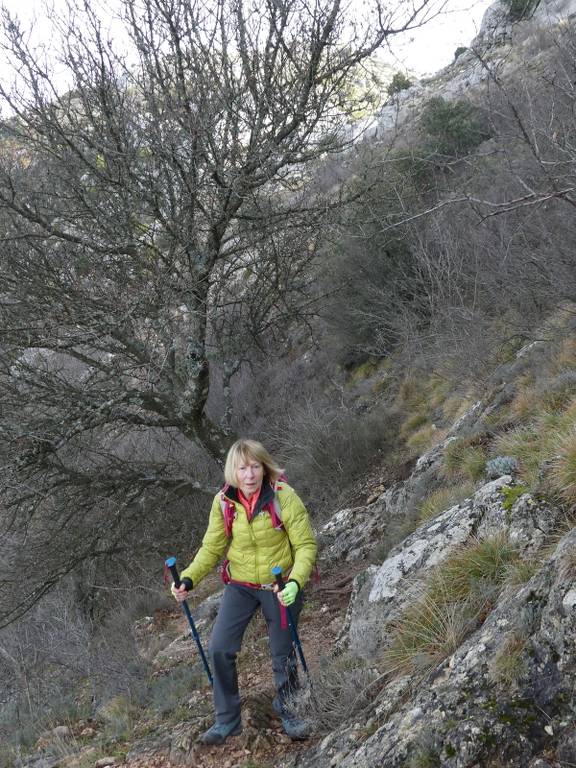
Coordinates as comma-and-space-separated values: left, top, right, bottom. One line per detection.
126, 564, 354, 768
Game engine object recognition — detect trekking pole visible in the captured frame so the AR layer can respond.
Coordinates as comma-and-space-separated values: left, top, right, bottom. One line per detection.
165, 557, 213, 687
272, 566, 309, 676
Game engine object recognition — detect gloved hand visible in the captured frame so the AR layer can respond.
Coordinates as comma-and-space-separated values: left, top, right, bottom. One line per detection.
278, 581, 299, 606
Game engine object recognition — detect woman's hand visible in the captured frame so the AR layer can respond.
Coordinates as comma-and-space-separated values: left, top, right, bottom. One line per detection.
171, 583, 191, 603
276, 581, 299, 606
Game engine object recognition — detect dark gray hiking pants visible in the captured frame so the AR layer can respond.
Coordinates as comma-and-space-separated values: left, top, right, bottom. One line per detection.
209, 583, 304, 726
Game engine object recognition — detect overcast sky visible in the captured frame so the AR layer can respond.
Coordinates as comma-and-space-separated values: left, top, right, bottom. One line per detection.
0, 0, 493, 78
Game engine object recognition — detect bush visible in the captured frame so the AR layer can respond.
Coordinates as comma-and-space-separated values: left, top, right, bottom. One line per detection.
387, 72, 412, 97
270, 399, 402, 514
506, 0, 539, 21
500, 483, 528, 511
453, 46, 468, 61
148, 666, 203, 716
486, 456, 519, 479
421, 97, 491, 157
406, 424, 443, 455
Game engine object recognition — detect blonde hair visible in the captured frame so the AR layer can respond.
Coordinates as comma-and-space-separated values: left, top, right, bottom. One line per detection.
224, 439, 284, 487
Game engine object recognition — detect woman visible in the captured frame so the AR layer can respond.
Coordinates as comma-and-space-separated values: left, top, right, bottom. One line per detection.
172, 439, 317, 745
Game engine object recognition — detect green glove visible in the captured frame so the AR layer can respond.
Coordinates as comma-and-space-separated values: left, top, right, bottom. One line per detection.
279, 581, 299, 606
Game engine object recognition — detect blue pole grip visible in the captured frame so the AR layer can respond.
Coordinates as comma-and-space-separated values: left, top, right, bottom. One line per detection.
165, 556, 181, 588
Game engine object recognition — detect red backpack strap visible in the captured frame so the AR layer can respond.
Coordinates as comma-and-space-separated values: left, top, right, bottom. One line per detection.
220, 490, 236, 538
266, 482, 284, 531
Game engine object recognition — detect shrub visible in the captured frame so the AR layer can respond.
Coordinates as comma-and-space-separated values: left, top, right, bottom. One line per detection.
504, 557, 539, 586
419, 482, 476, 522
506, 0, 539, 21
148, 666, 203, 716
387, 72, 412, 97
382, 586, 478, 676
97, 696, 137, 742
500, 484, 528, 511
486, 456, 519, 479
402, 410, 429, 434
453, 46, 468, 61
421, 97, 491, 157
428, 535, 518, 604
510, 383, 541, 423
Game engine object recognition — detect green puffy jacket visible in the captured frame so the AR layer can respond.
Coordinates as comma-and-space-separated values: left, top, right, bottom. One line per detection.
180, 480, 317, 589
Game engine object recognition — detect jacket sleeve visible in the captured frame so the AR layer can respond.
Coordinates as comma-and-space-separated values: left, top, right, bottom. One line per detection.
179, 494, 229, 587
281, 487, 317, 589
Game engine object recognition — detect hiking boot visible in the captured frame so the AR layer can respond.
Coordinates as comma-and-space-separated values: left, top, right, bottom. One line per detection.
280, 714, 311, 740
200, 719, 242, 745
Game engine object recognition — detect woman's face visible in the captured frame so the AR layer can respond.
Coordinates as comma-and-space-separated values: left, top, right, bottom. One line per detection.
236, 455, 264, 497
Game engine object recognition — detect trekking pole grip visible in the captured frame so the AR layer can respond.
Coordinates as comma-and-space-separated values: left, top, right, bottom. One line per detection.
165, 556, 182, 589
272, 565, 285, 591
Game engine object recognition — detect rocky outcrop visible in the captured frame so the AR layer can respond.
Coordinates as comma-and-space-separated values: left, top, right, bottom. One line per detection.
283, 521, 576, 768
336, 476, 558, 658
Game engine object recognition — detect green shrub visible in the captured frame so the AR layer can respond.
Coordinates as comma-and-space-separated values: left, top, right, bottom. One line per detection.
427, 535, 517, 604
402, 410, 430, 436
97, 696, 137, 742
382, 588, 476, 676
501, 484, 528, 511
421, 97, 490, 157
492, 427, 543, 489
387, 72, 412, 97
453, 46, 468, 61
504, 557, 539, 586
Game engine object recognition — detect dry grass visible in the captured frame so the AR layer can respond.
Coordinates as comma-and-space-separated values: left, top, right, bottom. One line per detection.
382, 536, 519, 678
442, 438, 487, 481
418, 482, 476, 522
549, 426, 576, 504
488, 632, 527, 687
289, 654, 380, 733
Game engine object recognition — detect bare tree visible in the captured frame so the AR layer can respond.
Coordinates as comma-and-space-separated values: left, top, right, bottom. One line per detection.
0, 0, 440, 624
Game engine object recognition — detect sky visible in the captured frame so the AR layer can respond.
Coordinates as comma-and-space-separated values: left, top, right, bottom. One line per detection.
0, 0, 493, 79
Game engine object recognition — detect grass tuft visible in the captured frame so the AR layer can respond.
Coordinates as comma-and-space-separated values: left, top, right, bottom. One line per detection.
419, 482, 476, 522
549, 426, 576, 504
488, 632, 527, 687
442, 438, 488, 481
382, 536, 519, 677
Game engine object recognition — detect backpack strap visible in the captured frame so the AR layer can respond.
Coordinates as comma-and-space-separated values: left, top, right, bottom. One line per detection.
265, 480, 284, 531
220, 481, 284, 537
219, 488, 237, 538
